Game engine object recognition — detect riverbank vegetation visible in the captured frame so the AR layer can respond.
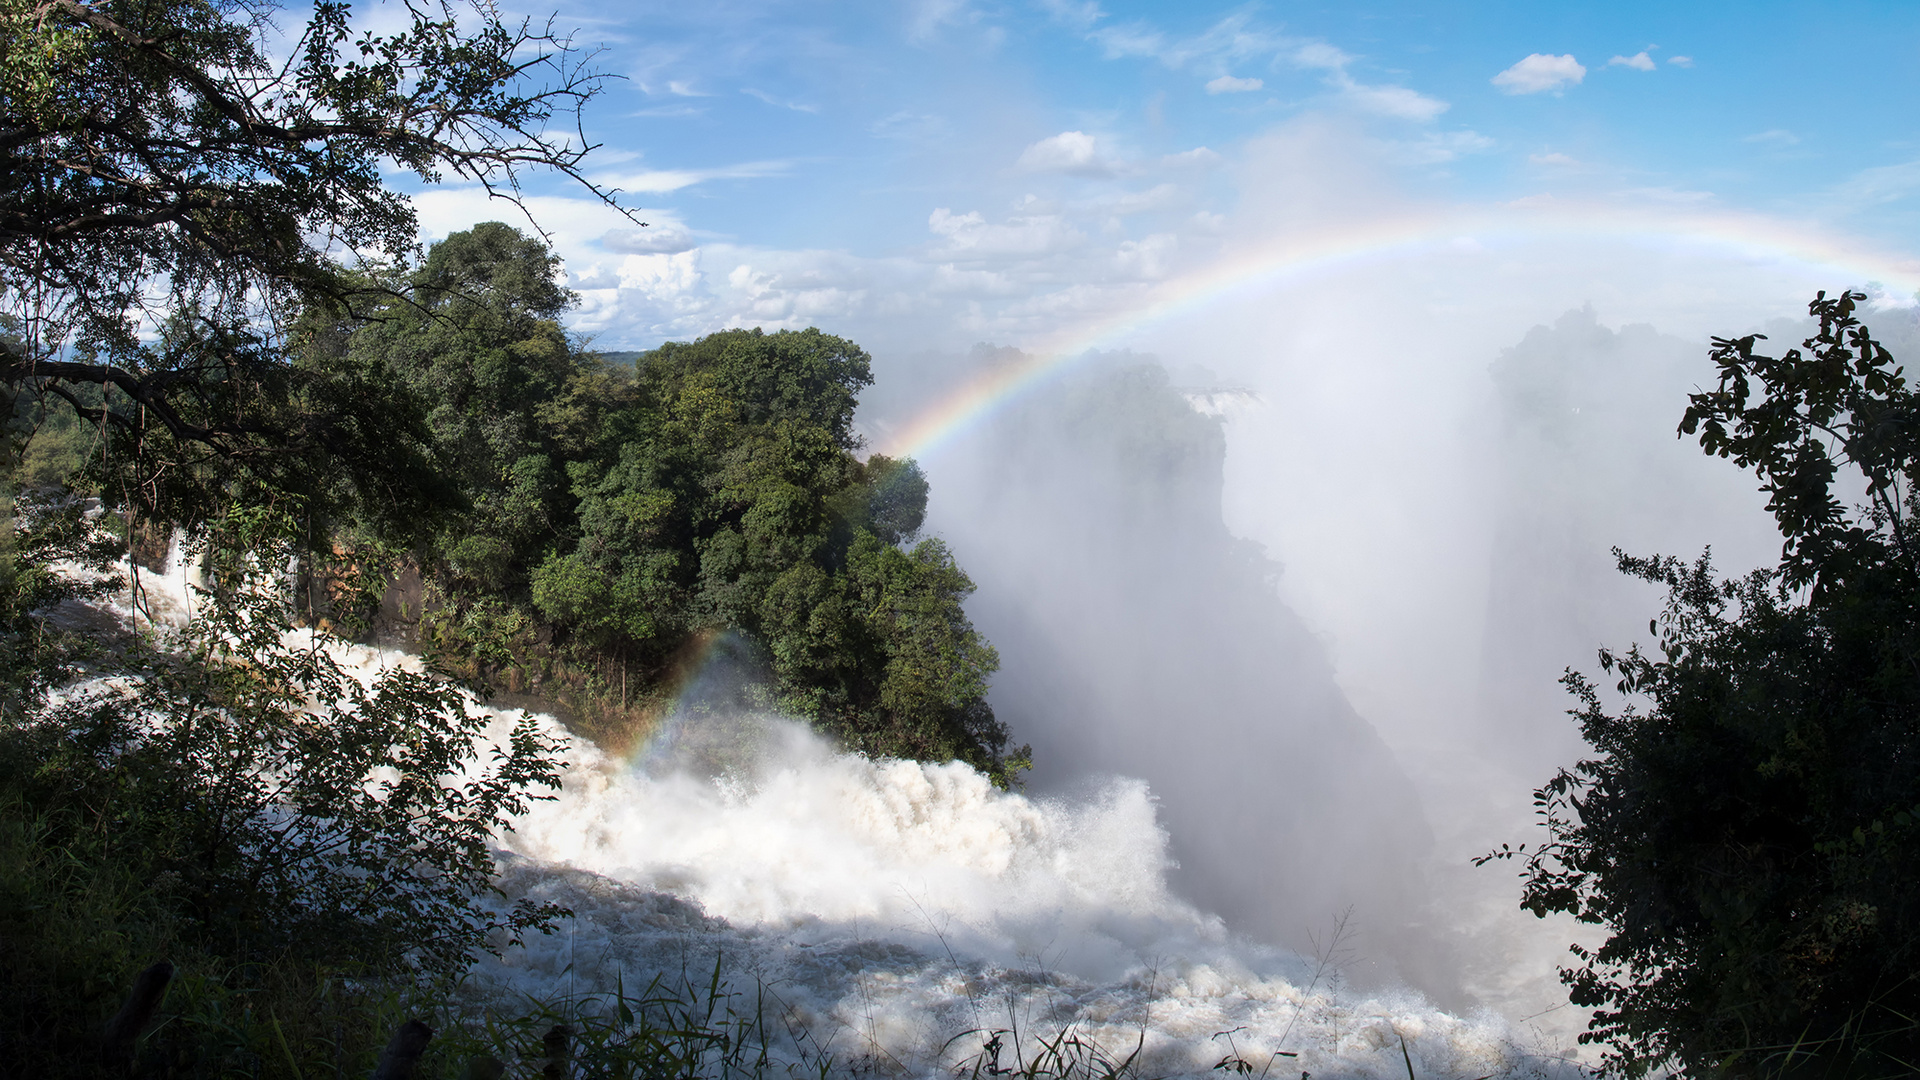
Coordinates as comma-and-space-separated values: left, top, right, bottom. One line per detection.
1485, 291, 1920, 1077
0, 0, 1012, 1072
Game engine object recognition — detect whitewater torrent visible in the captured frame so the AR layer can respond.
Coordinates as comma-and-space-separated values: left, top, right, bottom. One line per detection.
107, 538, 1582, 1079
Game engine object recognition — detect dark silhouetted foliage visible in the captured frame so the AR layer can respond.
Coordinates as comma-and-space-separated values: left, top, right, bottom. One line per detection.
1485, 292, 1920, 1077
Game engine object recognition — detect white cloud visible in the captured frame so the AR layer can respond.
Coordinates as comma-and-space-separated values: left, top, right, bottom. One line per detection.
1392, 130, 1495, 164
1292, 42, 1352, 70
1206, 75, 1264, 94
725, 258, 870, 325
1036, 0, 1104, 32
1617, 186, 1716, 205
1828, 159, 1920, 209
1744, 129, 1800, 146
1492, 54, 1586, 95
1113, 233, 1178, 279
631, 104, 705, 118
1336, 76, 1449, 121
871, 111, 952, 142
1863, 282, 1920, 310
1047, 11, 1448, 126
619, 250, 706, 299
742, 88, 819, 113
907, 0, 971, 43
1529, 152, 1580, 167
1608, 52, 1656, 71
1158, 147, 1222, 169
1086, 23, 1167, 61
928, 208, 984, 236
602, 225, 698, 255
1086, 11, 1294, 72
1285, 43, 1447, 120
1668, 55, 1693, 67
928, 263, 1014, 296
928, 207, 1085, 258
1089, 183, 1181, 216
592, 161, 791, 194
1016, 131, 1117, 176
665, 80, 706, 97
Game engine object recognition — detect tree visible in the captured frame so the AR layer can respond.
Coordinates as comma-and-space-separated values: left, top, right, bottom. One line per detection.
523, 327, 1019, 780
343, 221, 581, 589
0, 0, 629, 531
1484, 292, 1920, 1077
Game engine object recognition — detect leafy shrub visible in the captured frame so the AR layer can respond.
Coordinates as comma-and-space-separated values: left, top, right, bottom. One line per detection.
1485, 292, 1920, 1077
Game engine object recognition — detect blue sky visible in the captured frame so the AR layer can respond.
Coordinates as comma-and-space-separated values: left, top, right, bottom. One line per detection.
408, 0, 1920, 352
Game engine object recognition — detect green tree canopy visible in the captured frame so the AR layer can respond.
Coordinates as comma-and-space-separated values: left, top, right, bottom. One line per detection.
1486, 292, 1920, 1077
341, 221, 580, 587
518, 327, 1016, 779
0, 0, 627, 535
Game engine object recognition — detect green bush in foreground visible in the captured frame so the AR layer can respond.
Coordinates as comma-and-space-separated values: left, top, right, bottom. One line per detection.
1486, 292, 1920, 1078
0, 503, 568, 1074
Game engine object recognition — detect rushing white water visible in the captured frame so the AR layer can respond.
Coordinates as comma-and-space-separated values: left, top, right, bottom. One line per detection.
473, 704, 1585, 1079
109, 534, 1584, 1079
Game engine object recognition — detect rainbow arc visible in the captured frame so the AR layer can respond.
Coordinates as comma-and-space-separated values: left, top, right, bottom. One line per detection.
875, 204, 1920, 460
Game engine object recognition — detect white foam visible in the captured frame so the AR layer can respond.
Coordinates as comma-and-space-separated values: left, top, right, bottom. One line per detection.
464, 707, 1583, 1077
87, 536, 1586, 1077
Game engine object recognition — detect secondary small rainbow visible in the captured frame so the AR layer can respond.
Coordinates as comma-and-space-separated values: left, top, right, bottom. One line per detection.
874, 203, 1920, 461
616, 627, 740, 769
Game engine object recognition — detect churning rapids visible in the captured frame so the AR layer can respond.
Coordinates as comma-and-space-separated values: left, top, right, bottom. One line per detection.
106, 542, 1584, 1080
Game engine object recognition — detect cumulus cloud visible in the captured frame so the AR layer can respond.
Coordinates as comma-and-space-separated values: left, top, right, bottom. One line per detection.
565, 247, 718, 343
1608, 51, 1656, 71
1492, 54, 1586, 95
1016, 131, 1118, 176
1206, 75, 1264, 94
619, 250, 706, 299
725, 258, 870, 324
928, 207, 1085, 258
1112, 232, 1178, 279
1668, 55, 1694, 67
